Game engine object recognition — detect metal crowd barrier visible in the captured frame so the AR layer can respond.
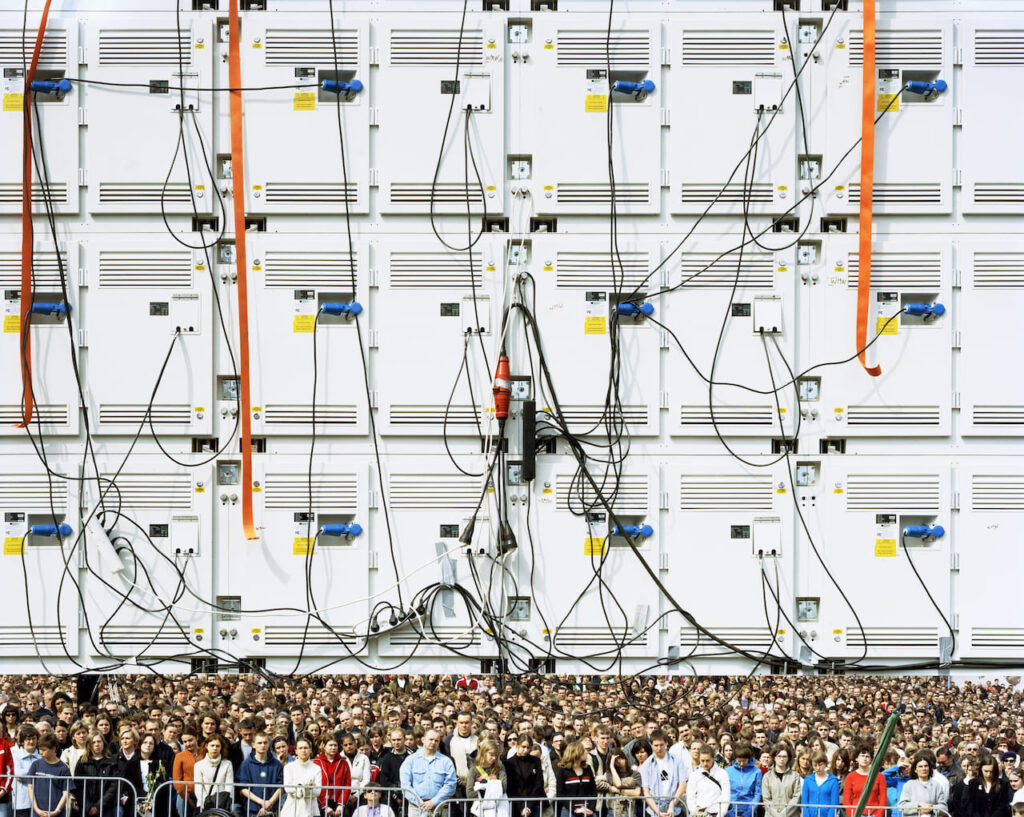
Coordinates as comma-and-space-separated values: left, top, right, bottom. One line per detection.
11, 773, 140, 817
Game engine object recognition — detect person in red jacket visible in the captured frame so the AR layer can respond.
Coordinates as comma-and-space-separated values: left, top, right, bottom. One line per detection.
842, 740, 888, 817
0, 731, 13, 815
315, 736, 352, 817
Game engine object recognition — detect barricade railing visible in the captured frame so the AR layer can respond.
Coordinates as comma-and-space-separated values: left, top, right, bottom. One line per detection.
10, 773, 140, 817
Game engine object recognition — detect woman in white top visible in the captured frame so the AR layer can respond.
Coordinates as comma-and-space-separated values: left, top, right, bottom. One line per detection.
194, 735, 235, 808
282, 737, 323, 817
60, 721, 90, 775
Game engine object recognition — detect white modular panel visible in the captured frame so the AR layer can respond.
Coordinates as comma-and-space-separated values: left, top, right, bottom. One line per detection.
248, 235, 369, 437
242, 15, 370, 215
85, 237, 213, 437
528, 235, 661, 437
806, 234, 952, 438
526, 16, 660, 216
79, 457, 214, 661
797, 457, 951, 660
232, 455, 369, 660
958, 462, 1024, 659
668, 15, 796, 216
377, 237, 501, 437
962, 18, 1024, 214
823, 16, 952, 216
0, 455, 79, 658
86, 14, 215, 215
377, 457, 489, 659
666, 239, 797, 438
377, 16, 504, 215
529, 456, 658, 664
663, 458, 794, 662
960, 241, 1024, 435
0, 238, 80, 436
0, 16, 79, 215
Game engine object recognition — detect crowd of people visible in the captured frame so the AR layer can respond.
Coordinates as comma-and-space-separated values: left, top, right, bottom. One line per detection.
0, 674, 1022, 817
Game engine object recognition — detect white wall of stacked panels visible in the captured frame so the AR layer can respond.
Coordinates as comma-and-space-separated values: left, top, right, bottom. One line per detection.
1, 0, 1023, 675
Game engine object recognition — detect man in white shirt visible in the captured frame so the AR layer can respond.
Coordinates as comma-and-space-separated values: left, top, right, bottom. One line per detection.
669, 725, 695, 778
640, 731, 688, 817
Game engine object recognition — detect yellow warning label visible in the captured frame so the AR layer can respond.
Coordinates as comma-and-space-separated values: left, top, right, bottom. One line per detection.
485, 185, 496, 191
195, 264, 205, 271
584, 537, 607, 556
543, 265, 553, 272
584, 316, 607, 335
835, 43, 846, 49
194, 185, 205, 191
252, 185, 263, 191
584, 93, 607, 113
252, 484, 261, 493
778, 43, 789, 49
486, 42, 496, 49
877, 93, 900, 113
194, 406, 204, 414
834, 487, 844, 494
874, 538, 898, 557
294, 92, 316, 111
293, 314, 316, 333
195, 485, 205, 494
542, 488, 552, 494
4, 315, 20, 333
485, 265, 496, 272
543, 185, 554, 191
776, 487, 787, 494
4, 537, 23, 556
544, 43, 554, 50
293, 537, 314, 555
3, 93, 24, 112
776, 628, 787, 635
876, 315, 898, 336
832, 628, 844, 634
252, 406, 262, 413
777, 407, 787, 414
194, 42, 205, 49
252, 42, 263, 48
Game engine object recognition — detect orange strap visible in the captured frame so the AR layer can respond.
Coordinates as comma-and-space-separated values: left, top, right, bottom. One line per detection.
17, 0, 54, 427
856, 0, 881, 377
228, 0, 258, 539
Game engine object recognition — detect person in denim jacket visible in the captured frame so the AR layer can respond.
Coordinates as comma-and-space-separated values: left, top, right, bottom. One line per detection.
399, 731, 456, 817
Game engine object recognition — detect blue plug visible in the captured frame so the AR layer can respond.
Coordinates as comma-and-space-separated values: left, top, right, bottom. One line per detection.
904, 79, 946, 99
30, 301, 68, 318
905, 302, 945, 319
612, 79, 655, 98
616, 302, 654, 318
320, 301, 363, 317
31, 523, 73, 537
30, 78, 72, 97
903, 524, 945, 540
321, 79, 363, 98
320, 523, 363, 538
612, 524, 654, 538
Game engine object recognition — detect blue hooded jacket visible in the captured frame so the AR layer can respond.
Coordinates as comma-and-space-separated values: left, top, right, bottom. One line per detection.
726, 760, 762, 817
236, 750, 285, 817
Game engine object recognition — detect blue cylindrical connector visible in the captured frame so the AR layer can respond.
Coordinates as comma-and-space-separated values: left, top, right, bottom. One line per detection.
905, 302, 945, 318
30, 523, 73, 537
30, 301, 68, 317
612, 524, 654, 538
903, 524, 945, 539
321, 79, 364, 98
616, 302, 654, 317
612, 79, 655, 98
320, 523, 363, 538
320, 301, 363, 317
904, 79, 947, 98
30, 78, 72, 97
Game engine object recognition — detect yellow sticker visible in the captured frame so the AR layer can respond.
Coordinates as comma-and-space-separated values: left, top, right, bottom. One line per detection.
194, 406, 205, 413
195, 264, 205, 271
195, 485, 205, 494
832, 628, 844, 635
778, 43, 789, 49
543, 265, 553, 272
293, 314, 316, 333
776, 629, 787, 635
544, 43, 553, 50
252, 42, 263, 48
252, 406, 262, 413
834, 407, 844, 414
194, 42, 205, 49
293, 537, 314, 555
251, 628, 262, 634
252, 184, 263, 191
776, 487, 787, 494
543, 185, 554, 191
485, 185, 496, 191
193, 628, 205, 634
874, 538, 898, 557
3, 315, 20, 333
777, 265, 788, 272
777, 186, 788, 191
833, 488, 844, 494
585, 94, 607, 113
485, 265, 496, 272
252, 264, 261, 271
584, 316, 607, 335
486, 42, 496, 49
876, 316, 898, 336
877, 93, 900, 113
834, 185, 846, 191
252, 484, 261, 493
3, 537, 23, 556
835, 43, 846, 49
777, 407, 786, 414
542, 488, 553, 494
583, 537, 607, 556
3, 93, 24, 112
294, 92, 316, 111
194, 185, 205, 191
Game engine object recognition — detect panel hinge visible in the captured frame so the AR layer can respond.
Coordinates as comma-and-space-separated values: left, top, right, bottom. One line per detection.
953, 46, 963, 66
77, 168, 87, 186
661, 266, 670, 288
660, 168, 670, 188
951, 487, 960, 511
78, 107, 87, 125
368, 268, 380, 287
78, 267, 87, 287
659, 490, 670, 511
78, 329, 87, 347
368, 551, 379, 569
950, 552, 959, 571
953, 107, 962, 127
369, 46, 380, 65
951, 329, 961, 349
953, 168, 962, 187
659, 552, 670, 570
660, 107, 670, 127
661, 46, 670, 66
659, 391, 669, 410
369, 107, 380, 126
368, 328, 379, 348
368, 488, 379, 510
78, 45, 87, 65
369, 168, 379, 187
952, 391, 960, 410
369, 390, 378, 409
951, 612, 959, 631
659, 328, 669, 350
951, 267, 962, 288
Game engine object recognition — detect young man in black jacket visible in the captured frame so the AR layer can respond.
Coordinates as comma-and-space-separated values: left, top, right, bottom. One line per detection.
379, 728, 413, 814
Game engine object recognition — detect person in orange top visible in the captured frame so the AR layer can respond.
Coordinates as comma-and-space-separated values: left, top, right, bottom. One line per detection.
842, 740, 889, 817
172, 724, 206, 817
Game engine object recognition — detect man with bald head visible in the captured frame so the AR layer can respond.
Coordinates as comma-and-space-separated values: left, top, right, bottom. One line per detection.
399, 729, 456, 817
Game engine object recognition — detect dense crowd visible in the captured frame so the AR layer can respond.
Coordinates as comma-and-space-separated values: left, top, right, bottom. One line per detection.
0, 675, 1022, 817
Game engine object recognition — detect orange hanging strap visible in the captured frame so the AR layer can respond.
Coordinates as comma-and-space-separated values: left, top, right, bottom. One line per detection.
17, 0, 54, 428
856, 0, 882, 377
228, 0, 258, 539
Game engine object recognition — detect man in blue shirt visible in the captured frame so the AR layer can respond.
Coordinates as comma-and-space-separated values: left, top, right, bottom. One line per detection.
26, 734, 74, 817
399, 730, 456, 817
237, 733, 284, 817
